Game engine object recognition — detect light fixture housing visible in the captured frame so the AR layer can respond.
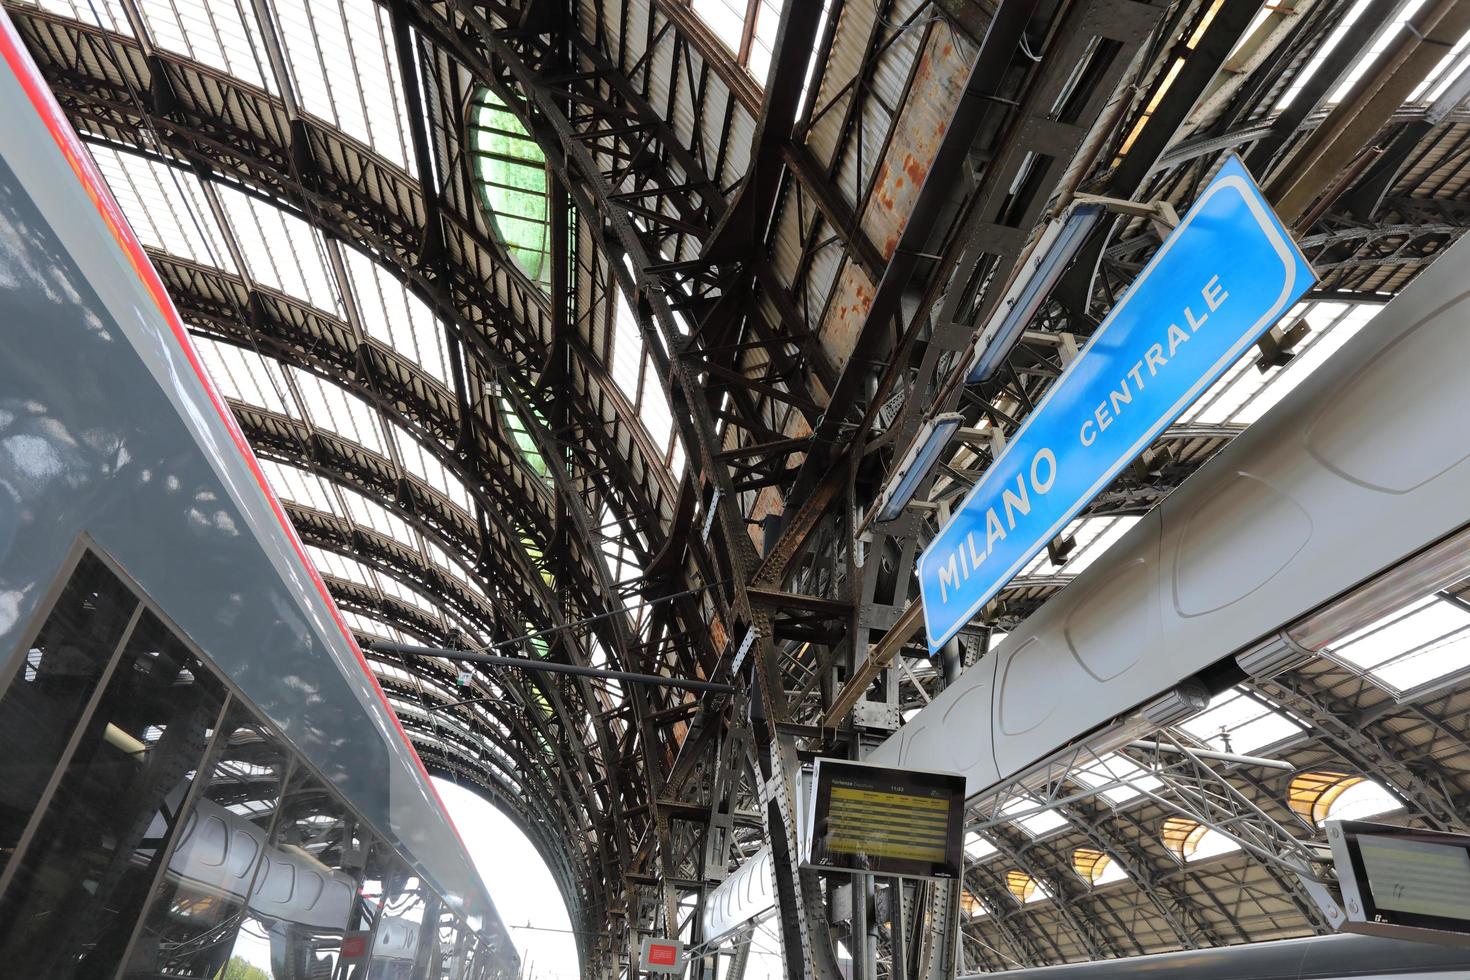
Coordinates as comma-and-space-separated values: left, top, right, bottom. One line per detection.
875, 412, 966, 523
965, 203, 1104, 385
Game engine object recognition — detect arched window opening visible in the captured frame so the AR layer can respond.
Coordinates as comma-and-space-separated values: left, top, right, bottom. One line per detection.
1162, 816, 1240, 863
469, 88, 552, 289
960, 889, 991, 919
1289, 771, 1402, 826
499, 396, 554, 489
1005, 870, 1048, 905
1072, 848, 1128, 886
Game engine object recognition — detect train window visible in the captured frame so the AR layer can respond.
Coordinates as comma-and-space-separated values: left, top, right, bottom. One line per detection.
0, 549, 501, 978
0, 550, 139, 878
0, 605, 229, 977
439, 910, 465, 978
371, 852, 435, 979
122, 705, 292, 978
260, 765, 359, 973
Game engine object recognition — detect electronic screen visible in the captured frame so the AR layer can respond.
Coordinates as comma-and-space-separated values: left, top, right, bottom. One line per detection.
804, 758, 964, 879
1329, 819, 1470, 946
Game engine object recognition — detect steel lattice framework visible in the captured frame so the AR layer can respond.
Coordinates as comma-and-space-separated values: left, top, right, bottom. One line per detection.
9, 0, 1470, 977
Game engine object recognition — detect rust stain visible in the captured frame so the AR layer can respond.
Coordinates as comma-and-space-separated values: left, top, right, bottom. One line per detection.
858, 30, 970, 261
903, 152, 926, 188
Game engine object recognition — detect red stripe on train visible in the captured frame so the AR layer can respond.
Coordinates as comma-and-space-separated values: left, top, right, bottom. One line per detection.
0, 12, 465, 845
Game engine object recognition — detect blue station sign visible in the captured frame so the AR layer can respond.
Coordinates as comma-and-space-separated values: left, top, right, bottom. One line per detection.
918, 155, 1315, 652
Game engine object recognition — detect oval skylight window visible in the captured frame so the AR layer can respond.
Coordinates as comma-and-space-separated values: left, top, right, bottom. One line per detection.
470, 88, 552, 290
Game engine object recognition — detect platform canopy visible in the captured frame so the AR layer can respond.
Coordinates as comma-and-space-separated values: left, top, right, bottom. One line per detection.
7, 0, 1470, 975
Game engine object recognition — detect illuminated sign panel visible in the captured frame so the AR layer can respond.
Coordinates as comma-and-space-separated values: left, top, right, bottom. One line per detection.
805, 759, 964, 879
918, 155, 1315, 652
1330, 819, 1470, 947
639, 938, 686, 973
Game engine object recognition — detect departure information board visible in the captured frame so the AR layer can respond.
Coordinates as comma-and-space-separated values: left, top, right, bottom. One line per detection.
1330, 819, 1470, 946
805, 758, 965, 879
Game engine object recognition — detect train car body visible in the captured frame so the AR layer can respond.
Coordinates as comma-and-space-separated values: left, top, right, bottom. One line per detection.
0, 8, 515, 978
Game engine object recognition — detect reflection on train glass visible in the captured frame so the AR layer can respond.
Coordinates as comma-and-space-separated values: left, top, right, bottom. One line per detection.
0, 548, 510, 979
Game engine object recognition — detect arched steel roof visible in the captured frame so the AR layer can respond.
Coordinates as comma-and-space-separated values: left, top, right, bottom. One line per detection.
12, 0, 1470, 976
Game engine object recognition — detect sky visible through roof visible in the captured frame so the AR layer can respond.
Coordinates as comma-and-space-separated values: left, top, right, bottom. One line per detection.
436, 779, 578, 980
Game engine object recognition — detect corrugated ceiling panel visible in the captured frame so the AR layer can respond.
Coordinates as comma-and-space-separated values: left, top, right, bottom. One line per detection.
803, 233, 845, 332
670, 39, 701, 160
622, 0, 651, 82
805, 0, 875, 167
720, 99, 756, 191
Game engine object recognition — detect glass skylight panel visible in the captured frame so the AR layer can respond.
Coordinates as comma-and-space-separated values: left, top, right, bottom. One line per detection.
192, 336, 296, 417
1178, 686, 1304, 754
258, 458, 340, 515
290, 367, 386, 455
1072, 752, 1163, 806
1066, 516, 1139, 574
32, 0, 131, 33
1328, 594, 1470, 695
347, 612, 404, 643
610, 294, 645, 400
88, 147, 234, 270
339, 483, 416, 545
424, 539, 485, 598
964, 832, 997, 861
499, 398, 552, 486
1411, 28, 1470, 102
271, 0, 411, 167
1325, 779, 1402, 823
137, 0, 271, 90
216, 186, 340, 311
1180, 301, 1374, 426
1327, 0, 1429, 104
388, 421, 473, 513
342, 246, 450, 385
1186, 827, 1240, 862
1091, 855, 1128, 885
607, 294, 680, 466
1273, 1, 1430, 109
1275, 2, 1371, 110
691, 0, 745, 54
1000, 796, 1069, 838
640, 360, 675, 450
470, 89, 551, 288
1017, 516, 1140, 578
600, 504, 640, 586
306, 545, 374, 588
747, 0, 783, 83
376, 574, 439, 618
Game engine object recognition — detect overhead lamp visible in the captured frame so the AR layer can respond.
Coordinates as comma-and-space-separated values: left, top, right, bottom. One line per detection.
874, 412, 966, 524
1236, 523, 1470, 681
1288, 523, 1470, 652
965, 203, 1104, 385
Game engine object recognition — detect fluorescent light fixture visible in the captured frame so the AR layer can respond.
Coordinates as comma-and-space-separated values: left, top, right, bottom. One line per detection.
1288, 523, 1470, 653
875, 412, 965, 523
965, 204, 1104, 385
1236, 523, 1470, 683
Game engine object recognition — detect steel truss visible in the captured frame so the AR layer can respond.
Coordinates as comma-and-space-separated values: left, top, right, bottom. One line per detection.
14, 0, 1470, 975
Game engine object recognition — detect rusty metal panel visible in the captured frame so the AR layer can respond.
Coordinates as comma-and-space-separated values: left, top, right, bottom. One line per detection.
860, 28, 970, 260
816, 258, 876, 375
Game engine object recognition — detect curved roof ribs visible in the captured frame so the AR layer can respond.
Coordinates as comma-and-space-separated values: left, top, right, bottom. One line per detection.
2, 0, 731, 950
